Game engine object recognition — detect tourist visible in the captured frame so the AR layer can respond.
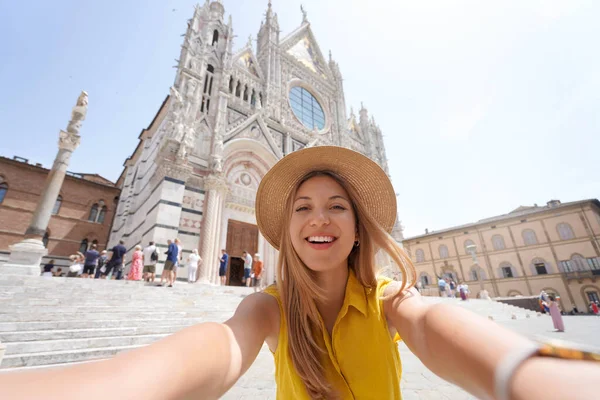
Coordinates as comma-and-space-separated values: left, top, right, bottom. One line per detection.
3, 146, 600, 400
590, 301, 599, 316
458, 283, 467, 301
82, 244, 100, 279
438, 276, 447, 297
102, 240, 127, 280
127, 245, 143, 281
95, 250, 108, 279
186, 249, 202, 283
67, 252, 84, 277
172, 238, 183, 283
162, 239, 178, 287
53, 267, 64, 277
450, 280, 456, 297
252, 253, 263, 293
218, 249, 229, 285
142, 241, 158, 283
243, 250, 252, 287
41, 259, 55, 278
548, 295, 565, 332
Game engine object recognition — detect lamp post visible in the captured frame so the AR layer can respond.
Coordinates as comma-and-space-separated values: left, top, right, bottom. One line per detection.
466, 244, 486, 294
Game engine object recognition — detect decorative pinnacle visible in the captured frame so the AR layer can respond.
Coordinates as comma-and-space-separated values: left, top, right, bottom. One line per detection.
300, 4, 307, 23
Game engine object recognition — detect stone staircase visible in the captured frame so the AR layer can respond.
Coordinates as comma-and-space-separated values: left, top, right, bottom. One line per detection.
0, 275, 533, 372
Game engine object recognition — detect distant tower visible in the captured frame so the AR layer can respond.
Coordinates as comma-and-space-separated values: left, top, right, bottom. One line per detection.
256, 1, 282, 120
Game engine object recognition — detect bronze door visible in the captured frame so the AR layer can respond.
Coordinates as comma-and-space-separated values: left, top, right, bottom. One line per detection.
225, 219, 258, 286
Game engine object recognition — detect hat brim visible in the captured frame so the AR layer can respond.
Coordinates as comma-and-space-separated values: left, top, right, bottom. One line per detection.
255, 146, 397, 250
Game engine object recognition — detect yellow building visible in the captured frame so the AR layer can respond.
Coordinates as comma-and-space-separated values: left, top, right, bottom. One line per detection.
402, 199, 600, 312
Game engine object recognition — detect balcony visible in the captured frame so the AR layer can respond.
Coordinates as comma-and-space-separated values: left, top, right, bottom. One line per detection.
563, 270, 600, 282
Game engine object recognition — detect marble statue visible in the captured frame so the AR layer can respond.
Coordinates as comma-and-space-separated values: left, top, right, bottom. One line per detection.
66, 91, 88, 135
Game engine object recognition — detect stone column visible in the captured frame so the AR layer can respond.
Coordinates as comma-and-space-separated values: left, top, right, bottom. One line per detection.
2, 91, 88, 276
209, 190, 226, 284
198, 175, 228, 283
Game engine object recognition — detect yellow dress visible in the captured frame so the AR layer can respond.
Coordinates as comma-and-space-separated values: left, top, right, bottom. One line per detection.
263, 271, 403, 399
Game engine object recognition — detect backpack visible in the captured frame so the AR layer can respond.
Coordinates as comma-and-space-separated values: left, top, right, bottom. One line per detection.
151, 249, 159, 262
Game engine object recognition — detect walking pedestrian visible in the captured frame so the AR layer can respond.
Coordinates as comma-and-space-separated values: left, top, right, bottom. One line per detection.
67, 253, 84, 277
142, 241, 158, 283
243, 251, 253, 287
173, 238, 183, 283
548, 295, 565, 332
438, 276, 447, 297
591, 301, 599, 316
450, 280, 456, 297
252, 254, 263, 293
162, 239, 178, 287
102, 240, 127, 279
127, 245, 144, 281
95, 250, 108, 279
218, 249, 229, 285
82, 244, 100, 279
186, 249, 202, 283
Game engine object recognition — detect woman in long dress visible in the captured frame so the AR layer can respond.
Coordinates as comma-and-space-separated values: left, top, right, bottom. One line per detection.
548, 294, 565, 332
127, 245, 143, 281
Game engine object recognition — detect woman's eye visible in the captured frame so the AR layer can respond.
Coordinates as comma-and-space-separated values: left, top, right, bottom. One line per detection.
332, 205, 346, 210
295, 206, 309, 212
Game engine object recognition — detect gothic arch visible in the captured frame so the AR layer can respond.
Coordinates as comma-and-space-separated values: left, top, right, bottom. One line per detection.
579, 284, 600, 305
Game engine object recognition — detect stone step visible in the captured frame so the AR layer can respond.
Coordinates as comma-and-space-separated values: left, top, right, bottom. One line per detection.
0, 310, 205, 322
0, 305, 238, 314
1, 344, 144, 369
0, 324, 189, 342
0, 317, 207, 332
4, 334, 166, 355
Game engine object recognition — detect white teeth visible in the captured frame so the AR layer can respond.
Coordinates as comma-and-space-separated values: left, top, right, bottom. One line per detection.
308, 236, 335, 243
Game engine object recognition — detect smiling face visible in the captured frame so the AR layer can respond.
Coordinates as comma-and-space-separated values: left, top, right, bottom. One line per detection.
289, 175, 357, 273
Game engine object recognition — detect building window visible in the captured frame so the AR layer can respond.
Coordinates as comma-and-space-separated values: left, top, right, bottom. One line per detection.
42, 231, 49, 248
88, 204, 99, 222
79, 239, 89, 254
522, 229, 538, 246
534, 263, 548, 275
0, 182, 7, 204
229, 76, 234, 94
464, 239, 475, 254
491, 235, 505, 251
560, 260, 573, 272
200, 65, 215, 114
212, 29, 219, 46
97, 205, 107, 224
587, 291, 600, 303
502, 266, 513, 278
289, 86, 326, 130
52, 195, 62, 215
235, 81, 241, 97
438, 245, 449, 259
557, 223, 575, 240
470, 267, 479, 281
415, 249, 425, 263
587, 257, 600, 271
419, 273, 430, 287
571, 254, 586, 271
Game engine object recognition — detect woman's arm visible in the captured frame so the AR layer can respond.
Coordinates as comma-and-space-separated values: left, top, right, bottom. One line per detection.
384, 285, 600, 400
0, 293, 278, 400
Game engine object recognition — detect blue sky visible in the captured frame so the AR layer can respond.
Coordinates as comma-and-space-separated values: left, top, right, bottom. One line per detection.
1, 0, 598, 237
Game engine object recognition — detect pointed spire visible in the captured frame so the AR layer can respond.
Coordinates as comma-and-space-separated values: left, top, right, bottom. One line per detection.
266, 0, 273, 21
329, 50, 332, 63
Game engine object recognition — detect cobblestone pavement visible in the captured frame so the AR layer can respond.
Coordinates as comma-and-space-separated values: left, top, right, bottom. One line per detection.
222, 314, 600, 400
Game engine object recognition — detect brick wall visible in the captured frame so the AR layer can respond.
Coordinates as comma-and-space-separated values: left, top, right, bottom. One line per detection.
0, 157, 121, 256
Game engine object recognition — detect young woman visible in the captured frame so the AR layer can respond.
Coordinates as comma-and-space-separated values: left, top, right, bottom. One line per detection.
547, 295, 565, 332
186, 249, 202, 283
41, 259, 55, 278
1, 146, 599, 400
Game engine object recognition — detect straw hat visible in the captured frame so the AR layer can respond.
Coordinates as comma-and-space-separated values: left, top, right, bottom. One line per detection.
255, 146, 397, 250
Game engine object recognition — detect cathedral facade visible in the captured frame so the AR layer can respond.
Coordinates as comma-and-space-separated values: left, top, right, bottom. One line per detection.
108, 1, 397, 285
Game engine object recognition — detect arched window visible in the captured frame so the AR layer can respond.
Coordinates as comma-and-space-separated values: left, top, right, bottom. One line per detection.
419, 273, 430, 287
243, 85, 249, 102
88, 204, 99, 222
42, 231, 49, 248
97, 205, 107, 224
522, 229, 538, 246
200, 65, 215, 114
229, 76, 234, 94
52, 195, 62, 215
79, 239, 89, 254
557, 223, 575, 240
439, 244, 449, 259
491, 235, 506, 251
251, 89, 256, 107
499, 262, 516, 278
0, 181, 7, 204
464, 239, 475, 254
532, 258, 549, 275
415, 249, 425, 263
235, 81, 241, 97
212, 29, 219, 46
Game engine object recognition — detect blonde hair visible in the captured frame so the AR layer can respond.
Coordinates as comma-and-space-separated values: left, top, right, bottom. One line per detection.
276, 171, 416, 399
135, 245, 142, 251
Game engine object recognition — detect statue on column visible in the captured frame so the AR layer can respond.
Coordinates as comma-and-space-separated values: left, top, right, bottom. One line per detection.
210, 133, 225, 173
66, 91, 88, 135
